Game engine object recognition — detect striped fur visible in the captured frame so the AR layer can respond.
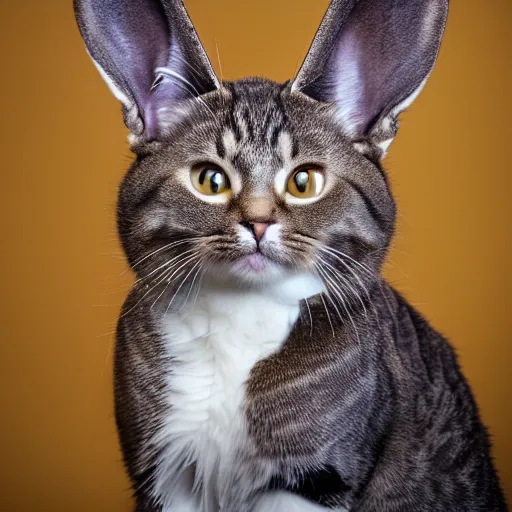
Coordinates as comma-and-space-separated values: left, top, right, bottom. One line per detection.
75, 0, 506, 510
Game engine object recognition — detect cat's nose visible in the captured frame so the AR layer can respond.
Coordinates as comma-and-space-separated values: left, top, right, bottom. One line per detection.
242, 221, 271, 242
251, 222, 269, 241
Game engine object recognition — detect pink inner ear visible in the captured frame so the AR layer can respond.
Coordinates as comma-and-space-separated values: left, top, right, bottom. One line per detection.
144, 32, 219, 140
331, 30, 367, 136
294, 0, 448, 140
76, 0, 219, 140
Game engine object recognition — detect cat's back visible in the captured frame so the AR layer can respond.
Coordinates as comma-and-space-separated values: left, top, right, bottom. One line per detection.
388, 287, 468, 391
380, 287, 507, 509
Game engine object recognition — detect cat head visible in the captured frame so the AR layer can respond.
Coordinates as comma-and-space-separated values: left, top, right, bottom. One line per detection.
75, 0, 448, 295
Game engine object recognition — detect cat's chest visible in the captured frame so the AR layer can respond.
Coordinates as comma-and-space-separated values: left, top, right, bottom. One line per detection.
154, 278, 324, 509
161, 288, 300, 445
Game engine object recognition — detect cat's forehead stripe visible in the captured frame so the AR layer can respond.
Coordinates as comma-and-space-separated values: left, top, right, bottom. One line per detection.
212, 81, 299, 178
221, 130, 238, 160
230, 83, 289, 142
278, 132, 294, 165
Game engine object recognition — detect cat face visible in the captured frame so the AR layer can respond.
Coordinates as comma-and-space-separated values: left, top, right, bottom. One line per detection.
117, 78, 395, 287
75, 0, 447, 296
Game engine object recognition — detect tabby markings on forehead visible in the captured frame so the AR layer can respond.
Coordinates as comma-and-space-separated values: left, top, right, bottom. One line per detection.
272, 131, 297, 196
222, 130, 238, 159
278, 131, 295, 163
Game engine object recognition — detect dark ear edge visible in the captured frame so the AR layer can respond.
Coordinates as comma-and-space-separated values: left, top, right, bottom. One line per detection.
292, 0, 358, 95
74, 0, 219, 141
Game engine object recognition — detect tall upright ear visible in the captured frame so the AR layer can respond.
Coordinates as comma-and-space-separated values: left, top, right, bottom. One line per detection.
74, 0, 219, 141
292, 0, 448, 156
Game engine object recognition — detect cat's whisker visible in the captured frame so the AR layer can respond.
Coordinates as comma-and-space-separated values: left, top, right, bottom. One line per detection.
131, 238, 198, 271
320, 245, 384, 325
315, 261, 360, 345
321, 288, 345, 334
124, 253, 200, 317
121, 270, 171, 318
320, 293, 335, 338
166, 259, 204, 315
214, 39, 224, 87
153, 267, 188, 311
322, 244, 376, 278
137, 248, 198, 284
150, 252, 203, 310
149, 270, 177, 311
179, 260, 205, 313
318, 262, 354, 317
165, 53, 210, 88
331, 253, 384, 323
163, 253, 201, 286
155, 55, 223, 128
304, 298, 313, 337
317, 254, 368, 318
314, 263, 344, 324
155, 67, 218, 120
191, 259, 213, 309
318, 246, 372, 303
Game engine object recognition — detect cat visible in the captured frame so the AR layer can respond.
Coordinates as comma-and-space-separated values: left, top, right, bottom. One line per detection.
74, 0, 507, 510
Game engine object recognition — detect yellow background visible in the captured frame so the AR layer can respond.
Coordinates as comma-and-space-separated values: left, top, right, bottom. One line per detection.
0, 1, 510, 510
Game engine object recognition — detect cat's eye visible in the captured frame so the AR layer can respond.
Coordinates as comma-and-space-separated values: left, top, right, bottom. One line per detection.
190, 164, 231, 197
286, 168, 325, 200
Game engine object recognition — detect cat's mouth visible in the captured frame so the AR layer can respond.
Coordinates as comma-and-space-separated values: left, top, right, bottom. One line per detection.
227, 250, 284, 283
238, 252, 270, 272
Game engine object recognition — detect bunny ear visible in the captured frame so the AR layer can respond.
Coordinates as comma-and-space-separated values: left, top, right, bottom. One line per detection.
74, 0, 219, 140
293, 0, 448, 155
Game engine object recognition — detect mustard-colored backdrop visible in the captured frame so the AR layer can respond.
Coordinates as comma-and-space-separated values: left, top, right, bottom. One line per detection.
0, 1, 510, 510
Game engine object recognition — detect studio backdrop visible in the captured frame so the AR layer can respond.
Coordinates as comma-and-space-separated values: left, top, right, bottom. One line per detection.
0, 0, 510, 510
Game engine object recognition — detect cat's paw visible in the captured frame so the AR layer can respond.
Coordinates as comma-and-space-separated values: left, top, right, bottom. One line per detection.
252, 491, 347, 512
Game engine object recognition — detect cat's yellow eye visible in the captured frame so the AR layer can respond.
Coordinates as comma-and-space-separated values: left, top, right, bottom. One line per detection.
286, 168, 325, 200
190, 164, 231, 197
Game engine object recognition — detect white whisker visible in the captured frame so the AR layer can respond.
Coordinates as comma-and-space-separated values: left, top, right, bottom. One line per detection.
179, 260, 205, 313
322, 245, 375, 278
214, 39, 224, 86
320, 294, 335, 338
315, 262, 360, 345
123, 253, 199, 317
304, 298, 313, 337
131, 238, 197, 270
319, 246, 372, 302
165, 259, 203, 315
314, 264, 344, 324
136, 248, 197, 284
318, 254, 368, 318
155, 67, 217, 119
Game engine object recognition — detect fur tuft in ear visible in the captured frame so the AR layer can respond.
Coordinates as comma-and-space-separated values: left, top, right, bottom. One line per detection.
74, 0, 219, 141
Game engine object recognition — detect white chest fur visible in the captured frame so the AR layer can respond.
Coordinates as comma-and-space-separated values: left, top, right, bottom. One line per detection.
152, 274, 324, 511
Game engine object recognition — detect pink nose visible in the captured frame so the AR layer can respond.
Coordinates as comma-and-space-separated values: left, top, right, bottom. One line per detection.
248, 222, 269, 241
